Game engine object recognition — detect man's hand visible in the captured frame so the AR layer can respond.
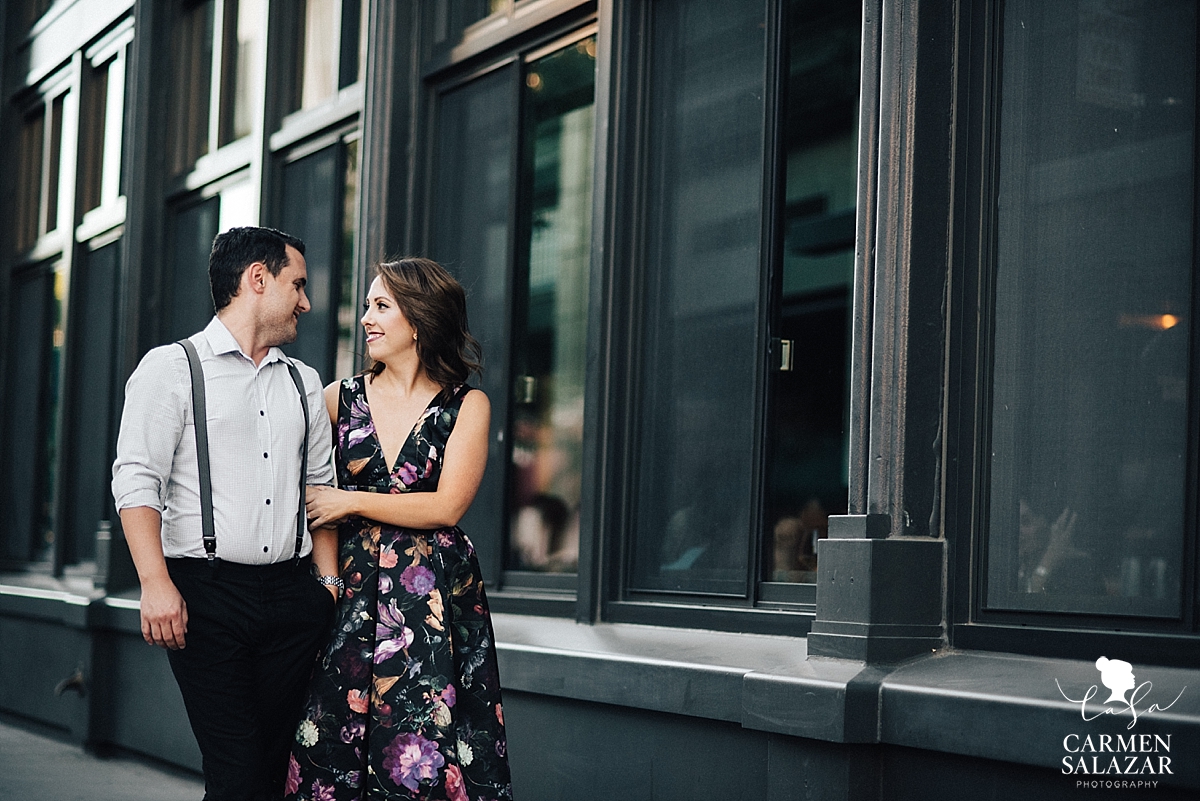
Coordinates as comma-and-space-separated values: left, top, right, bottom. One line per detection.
140, 576, 188, 650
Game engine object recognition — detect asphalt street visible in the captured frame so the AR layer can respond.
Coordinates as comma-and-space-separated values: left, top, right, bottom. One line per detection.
0, 715, 204, 801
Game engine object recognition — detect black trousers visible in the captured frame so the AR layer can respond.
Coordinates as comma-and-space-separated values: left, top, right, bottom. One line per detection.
166, 556, 335, 801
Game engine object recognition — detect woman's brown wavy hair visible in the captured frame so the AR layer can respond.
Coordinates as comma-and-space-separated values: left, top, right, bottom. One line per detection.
366, 257, 482, 391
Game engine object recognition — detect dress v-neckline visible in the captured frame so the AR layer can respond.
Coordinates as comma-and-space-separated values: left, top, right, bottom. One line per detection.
362, 379, 442, 474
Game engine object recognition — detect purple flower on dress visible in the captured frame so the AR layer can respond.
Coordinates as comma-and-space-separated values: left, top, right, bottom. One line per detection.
340, 719, 366, 743
400, 565, 436, 596
285, 753, 301, 795
378, 573, 393, 595
311, 779, 336, 801
397, 462, 420, 486
375, 599, 414, 663
440, 683, 456, 708
435, 530, 455, 548
382, 732, 445, 792
346, 393, 375, 450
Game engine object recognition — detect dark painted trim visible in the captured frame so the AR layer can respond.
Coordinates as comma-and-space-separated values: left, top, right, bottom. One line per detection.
848, 0, 883, 515
422, 0, 595, 80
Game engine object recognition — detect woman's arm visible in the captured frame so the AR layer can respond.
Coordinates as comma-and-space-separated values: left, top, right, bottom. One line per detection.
306, 389, 491, 530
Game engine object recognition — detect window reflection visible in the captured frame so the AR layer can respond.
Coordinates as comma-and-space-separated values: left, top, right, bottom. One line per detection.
987, 0, 1195, 617
168, 0, 214, 175
292, 0, 367, 112
505, 36, 596, 573
219, 0, 263, 144
15, 108, 44, 251
629, 0, 766, 596
764, 0, 860, 584
79, 60, 110, 215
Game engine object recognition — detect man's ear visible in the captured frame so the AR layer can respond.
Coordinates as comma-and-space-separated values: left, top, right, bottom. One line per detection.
245, 261, 268, 295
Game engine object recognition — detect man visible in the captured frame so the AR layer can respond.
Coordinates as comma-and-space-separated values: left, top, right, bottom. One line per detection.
112, 227, 337, 801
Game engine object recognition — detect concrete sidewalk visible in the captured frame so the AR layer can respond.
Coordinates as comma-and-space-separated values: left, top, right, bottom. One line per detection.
0, 716, 204, 801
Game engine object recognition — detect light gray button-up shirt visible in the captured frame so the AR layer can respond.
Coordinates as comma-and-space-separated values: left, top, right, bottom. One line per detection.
112, 317, 334, 564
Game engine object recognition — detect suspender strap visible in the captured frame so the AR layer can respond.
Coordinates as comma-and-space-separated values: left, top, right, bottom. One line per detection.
285, 362, 310, 563
177, 340, 216, 563
177, 340, 312, 565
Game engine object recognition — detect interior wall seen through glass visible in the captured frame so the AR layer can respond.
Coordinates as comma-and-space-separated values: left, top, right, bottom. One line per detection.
79, 59, 110, 215
168, 0, 214, 175
15, 108, 44, 251
629, 0, 767, 596
219, 0, 263, 145
986, 0, 1196, 618
294, 0, 366, 112
764, 0, 861, 584
505, 35, 596, 574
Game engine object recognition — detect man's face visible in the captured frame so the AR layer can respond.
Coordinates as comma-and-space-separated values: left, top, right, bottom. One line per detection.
259, 245, 310, 347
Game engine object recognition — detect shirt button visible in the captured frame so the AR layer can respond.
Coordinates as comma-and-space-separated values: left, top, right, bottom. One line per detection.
260, 410, 264, 416
265, 499, 271, 505
263, 546, 268, 553
263, 452, 268, 458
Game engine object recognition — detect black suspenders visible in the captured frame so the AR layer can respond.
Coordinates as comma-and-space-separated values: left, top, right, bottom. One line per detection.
177, 339, 311, 566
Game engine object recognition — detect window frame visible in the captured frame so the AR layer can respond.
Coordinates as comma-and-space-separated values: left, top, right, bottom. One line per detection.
599, 0, 822, 635
945, 0, 1200, 669
417, 9, 599, 617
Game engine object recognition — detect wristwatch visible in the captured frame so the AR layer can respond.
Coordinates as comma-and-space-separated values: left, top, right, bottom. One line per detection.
317, 574, 345, 597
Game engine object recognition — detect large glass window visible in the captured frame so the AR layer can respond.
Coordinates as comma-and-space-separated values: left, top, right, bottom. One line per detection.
430, 64, 519, 587
14, 107, 44, 252
219, 0, 264, 145
628, 0, 767, 597
167, 196, 221, 342
429, 28, 597, 590
0, 263, 65, 567
13, 90, 69, 251
168, 0, 215, 174
168, 0, 263, 175
985, 0, 1195, 618
507, 35, 596, 575
291, 0, 367, 112
280, 135, 361, 380
764, 0, 860, 585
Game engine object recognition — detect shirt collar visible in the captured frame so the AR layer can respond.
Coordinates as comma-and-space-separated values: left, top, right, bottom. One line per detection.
203, 316, 289, 367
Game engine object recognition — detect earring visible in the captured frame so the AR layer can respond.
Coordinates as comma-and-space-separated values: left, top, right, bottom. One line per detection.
412, 333, 418, 341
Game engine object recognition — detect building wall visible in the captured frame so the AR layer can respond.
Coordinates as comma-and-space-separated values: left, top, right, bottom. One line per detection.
2, 1, 1199, 799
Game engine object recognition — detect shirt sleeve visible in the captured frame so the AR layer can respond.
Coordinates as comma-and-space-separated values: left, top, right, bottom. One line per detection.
300, 363, 335, 486
111, 346, 188, 512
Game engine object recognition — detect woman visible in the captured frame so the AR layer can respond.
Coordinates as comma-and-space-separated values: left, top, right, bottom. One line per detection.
286, 258, 512, 801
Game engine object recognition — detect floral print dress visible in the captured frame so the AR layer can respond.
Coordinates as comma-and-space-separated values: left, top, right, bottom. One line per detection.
287, 377, 512, 801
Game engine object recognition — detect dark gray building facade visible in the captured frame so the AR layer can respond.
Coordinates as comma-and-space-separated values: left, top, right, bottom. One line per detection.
2, 1, 1198, 798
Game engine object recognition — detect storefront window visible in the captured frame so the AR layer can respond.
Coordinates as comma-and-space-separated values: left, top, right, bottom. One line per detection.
168, 0, 214, 175
219, 0, 263, 144
986, 0, 1195, 618
764, 0, 860, 584
628, 0, 766, 596
292, 0, 367, 112
506, 35, 596, 574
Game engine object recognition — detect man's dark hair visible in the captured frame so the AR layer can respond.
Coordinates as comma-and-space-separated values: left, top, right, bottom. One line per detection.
209, 226, 306, 312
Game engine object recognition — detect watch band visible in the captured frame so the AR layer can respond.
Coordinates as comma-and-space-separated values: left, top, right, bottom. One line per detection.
317, 574, 345, 593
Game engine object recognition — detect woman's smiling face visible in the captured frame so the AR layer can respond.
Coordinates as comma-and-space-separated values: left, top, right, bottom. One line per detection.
361, 276, 416, 362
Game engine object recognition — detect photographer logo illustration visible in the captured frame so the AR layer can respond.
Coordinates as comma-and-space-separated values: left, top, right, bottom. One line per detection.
1055, 656, 1186, 791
